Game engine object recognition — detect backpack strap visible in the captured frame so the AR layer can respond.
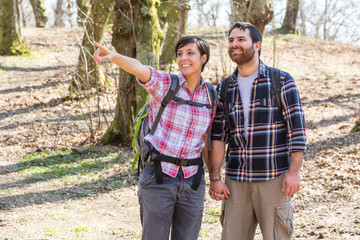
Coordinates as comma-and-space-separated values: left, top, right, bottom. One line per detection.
204, 82, 218, 151
219, 76, 232, 134
218, 76, 232, 161
149, 74, 180, 135
269, 67, 283, 112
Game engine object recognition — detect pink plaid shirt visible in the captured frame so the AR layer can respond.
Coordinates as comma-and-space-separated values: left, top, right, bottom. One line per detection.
137, 66, 216, 178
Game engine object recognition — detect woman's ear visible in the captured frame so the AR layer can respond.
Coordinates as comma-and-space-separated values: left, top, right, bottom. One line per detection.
201, 55, 207, 64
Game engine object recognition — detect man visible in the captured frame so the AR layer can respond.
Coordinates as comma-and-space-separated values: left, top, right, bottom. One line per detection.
208, 22, 306, 240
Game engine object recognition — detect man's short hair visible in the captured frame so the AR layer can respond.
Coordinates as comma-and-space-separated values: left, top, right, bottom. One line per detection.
228, 22, 262, 57
175, 36, 210, 72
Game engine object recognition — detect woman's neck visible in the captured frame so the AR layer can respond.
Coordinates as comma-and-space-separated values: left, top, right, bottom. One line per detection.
185, 74, 201, 94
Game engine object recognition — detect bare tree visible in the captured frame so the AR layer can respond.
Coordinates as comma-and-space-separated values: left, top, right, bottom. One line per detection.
279, 0, 299, 33
159, 0, 190, 70
193, 0, 222, 27
230, 0, 274, 34
29, 0, 47, 27
296, 0, 359, 44
71, 0, 114, 92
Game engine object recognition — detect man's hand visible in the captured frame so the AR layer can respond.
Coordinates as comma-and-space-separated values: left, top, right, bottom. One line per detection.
209, 181, 230, 201
282, 171, 300, 196
282, 151, 303, 196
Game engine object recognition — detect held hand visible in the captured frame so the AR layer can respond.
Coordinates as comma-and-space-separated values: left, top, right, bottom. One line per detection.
208, 181, 230, 201
282, 171, 301, 197
93, 42, 114, 64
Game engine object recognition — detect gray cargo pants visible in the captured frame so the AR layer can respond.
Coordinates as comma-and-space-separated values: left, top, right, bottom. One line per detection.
138, 164, 205, 240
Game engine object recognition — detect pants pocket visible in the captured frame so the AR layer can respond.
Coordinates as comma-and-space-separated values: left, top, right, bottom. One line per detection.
139, 165, 156, 186
275, 202, 294, 240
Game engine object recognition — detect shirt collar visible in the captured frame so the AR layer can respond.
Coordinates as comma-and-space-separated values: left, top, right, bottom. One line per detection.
178, 72, 206, 89
230, 59, 267, 82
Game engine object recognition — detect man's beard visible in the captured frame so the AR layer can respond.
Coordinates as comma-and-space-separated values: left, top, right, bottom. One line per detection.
228, 44, 255, 65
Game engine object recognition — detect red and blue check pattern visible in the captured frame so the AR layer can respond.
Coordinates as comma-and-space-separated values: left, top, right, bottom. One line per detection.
211, 61, 306, 182
137, 66, 215, 178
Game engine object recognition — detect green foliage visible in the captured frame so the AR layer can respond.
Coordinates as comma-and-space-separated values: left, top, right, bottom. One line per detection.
18, 148, 127, 185
73, 225, 88, 233
43, 228, 57, 236
198, 228, 209, 237
206, 207, 221, 215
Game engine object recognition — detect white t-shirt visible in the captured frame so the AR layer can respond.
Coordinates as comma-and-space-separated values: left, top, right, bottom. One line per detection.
237, 70, 258, 138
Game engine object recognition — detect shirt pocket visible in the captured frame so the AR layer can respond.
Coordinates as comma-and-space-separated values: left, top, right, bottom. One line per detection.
253, 97, 284, 124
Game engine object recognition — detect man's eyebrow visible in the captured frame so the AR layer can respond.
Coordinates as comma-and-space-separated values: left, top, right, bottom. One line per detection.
228, 36, 247, 40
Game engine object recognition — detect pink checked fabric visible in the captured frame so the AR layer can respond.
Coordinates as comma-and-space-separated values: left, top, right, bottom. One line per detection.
137, 66, 216, 178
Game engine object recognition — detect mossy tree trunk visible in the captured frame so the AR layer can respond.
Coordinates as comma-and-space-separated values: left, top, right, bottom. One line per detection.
70, 0, 114, 91
103, 0, 163, 145
230, 0, 273, 35
279, 0, 300, 34
159, 0, 189, 71
29, 0, 47, 27
0, 0, 29, 55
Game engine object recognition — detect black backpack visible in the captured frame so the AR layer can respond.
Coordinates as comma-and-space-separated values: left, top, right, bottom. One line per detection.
131, 74, 218, 175
219, 67, 286, 138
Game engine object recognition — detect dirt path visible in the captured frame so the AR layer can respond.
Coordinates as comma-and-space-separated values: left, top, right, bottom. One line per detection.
0, 28, 359, 239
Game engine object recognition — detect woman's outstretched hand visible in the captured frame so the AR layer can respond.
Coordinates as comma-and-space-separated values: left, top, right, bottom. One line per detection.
93, 42, 114, 64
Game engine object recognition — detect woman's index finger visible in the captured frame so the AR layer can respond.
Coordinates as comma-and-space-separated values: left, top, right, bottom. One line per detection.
93, 41, 105, 50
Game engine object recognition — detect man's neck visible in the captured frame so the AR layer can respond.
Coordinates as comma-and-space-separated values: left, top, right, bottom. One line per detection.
237, 57, 259, 77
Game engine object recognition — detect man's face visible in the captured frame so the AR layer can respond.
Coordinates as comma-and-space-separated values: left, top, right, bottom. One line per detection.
228, 28, 258, 65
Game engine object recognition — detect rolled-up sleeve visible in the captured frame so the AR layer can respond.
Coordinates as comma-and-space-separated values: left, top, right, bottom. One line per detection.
136, 66, 170, 102
211, 83, 228, 142
281, 73, 307, 152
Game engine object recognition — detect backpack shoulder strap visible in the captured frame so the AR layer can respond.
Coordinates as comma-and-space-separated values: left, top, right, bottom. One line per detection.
269, 67, 283, 112
204, 82, 219, 151
150, 74, 180, 135
219, 76, 232, 126
204, 82, 218, 109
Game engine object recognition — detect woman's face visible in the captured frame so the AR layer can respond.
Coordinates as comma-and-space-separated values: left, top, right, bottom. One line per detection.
176, 42, 207, 78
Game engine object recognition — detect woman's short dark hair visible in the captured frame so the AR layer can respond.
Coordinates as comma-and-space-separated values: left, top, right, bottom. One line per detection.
175, 36, 210, 72
229, 22, 262, 57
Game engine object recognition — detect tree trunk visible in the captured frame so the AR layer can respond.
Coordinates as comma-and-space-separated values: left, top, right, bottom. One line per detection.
230, 0, 273, 35
103, 0, 163, 145
55, 0, 64, 27
76, 0, 90, 23
0, 0, 29, 55
298, 0, 306, 36
29, 0, 47, 27
279, 0, 300, 34
159, 0, 190, 71
70, 0, 114, 91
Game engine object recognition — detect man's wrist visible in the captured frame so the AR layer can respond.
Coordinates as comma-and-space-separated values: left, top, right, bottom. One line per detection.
210, 178, 221, 182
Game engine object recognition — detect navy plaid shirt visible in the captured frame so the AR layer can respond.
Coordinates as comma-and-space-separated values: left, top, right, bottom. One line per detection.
211, 61, 306, 182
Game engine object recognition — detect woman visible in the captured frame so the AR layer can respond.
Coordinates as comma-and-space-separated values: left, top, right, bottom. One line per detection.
93, 36, 215, 240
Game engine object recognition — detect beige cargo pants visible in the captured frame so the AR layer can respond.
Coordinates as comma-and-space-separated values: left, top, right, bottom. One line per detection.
221, 173, 294, 240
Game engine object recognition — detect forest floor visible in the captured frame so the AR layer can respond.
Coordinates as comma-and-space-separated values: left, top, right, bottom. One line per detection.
0, 27, 359, 239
